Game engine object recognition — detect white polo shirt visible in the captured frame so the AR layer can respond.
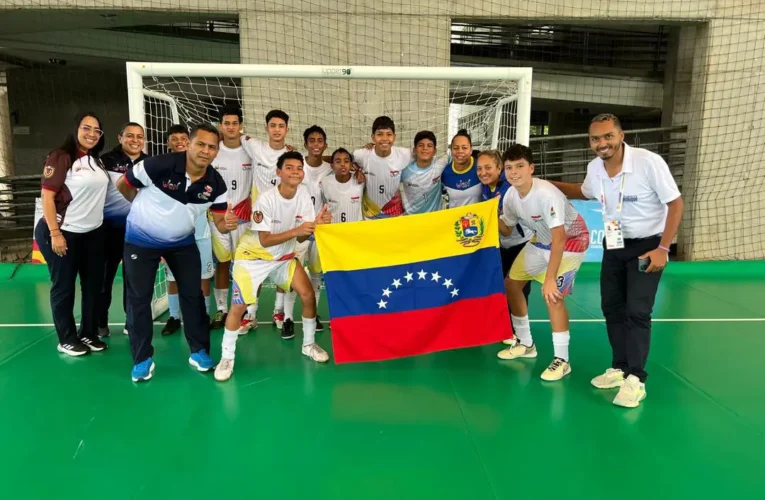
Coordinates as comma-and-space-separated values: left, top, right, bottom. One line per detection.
581, 143, 681, 239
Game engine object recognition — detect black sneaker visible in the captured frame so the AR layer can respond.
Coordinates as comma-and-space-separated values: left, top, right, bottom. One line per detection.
210, 311, 227, 329
281, 319, 295, 340
97, 326, 110, 338
57, 341, 90, 356
80, 336, 108, 352
162, 317, 181, 336
315, 316, 325, 332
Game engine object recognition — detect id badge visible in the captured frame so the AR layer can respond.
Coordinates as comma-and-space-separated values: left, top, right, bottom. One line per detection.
604, 220, 625, 250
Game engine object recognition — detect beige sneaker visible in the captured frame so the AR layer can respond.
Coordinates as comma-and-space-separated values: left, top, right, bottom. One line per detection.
497, 342, 537, 360
502, 337, 518, 346
540, 357, 571, 381
613, 375, 646, 408
238, 313, 257, 335
302, 343, 329, 363
214, 358, 235, 382
591, 368, 625, 389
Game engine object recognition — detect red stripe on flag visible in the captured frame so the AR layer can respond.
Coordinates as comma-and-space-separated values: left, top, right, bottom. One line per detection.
329, 293, 512, 364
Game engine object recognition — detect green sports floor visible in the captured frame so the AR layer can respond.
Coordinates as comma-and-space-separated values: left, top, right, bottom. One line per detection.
1, 261, 764, 499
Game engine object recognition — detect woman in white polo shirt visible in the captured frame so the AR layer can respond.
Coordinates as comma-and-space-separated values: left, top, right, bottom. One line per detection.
552, 114, 683, 409
35, 112, 110, 357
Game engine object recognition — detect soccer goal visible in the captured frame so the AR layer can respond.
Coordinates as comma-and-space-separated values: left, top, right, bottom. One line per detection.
125, 62, 533, 316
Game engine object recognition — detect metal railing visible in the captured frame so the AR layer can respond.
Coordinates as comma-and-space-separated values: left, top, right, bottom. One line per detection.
0, 174, 39, 262
530, 126, 687, 190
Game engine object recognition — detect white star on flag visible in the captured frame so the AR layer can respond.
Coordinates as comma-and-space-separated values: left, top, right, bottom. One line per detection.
377, 299, 387, 309
431, 272, 441, 282
382, 288, 392, 297
450, 288, 459, 297
417, 270, 427, 280
392, 278, 402, 289
404, 272, 413, 282
443, 279, 453, 289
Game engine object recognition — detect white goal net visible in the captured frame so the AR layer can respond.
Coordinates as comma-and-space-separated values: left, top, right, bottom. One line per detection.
126, 63, 533, 316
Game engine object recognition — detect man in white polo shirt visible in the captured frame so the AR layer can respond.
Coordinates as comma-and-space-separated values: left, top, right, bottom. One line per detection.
552, 113, 683, 408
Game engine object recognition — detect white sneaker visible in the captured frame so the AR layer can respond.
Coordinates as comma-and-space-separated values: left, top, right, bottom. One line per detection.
591, 368, 625, 389
613, 375, 646, 408
497, 342, 537, 360
238, 314, 257, 335
302, 343, 329, 363
214, 358, 235, 382
540, 357, 571, 381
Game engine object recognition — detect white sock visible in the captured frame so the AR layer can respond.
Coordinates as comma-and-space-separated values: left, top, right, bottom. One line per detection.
274, 291, 284, 313
284, 291, 297, 321
221, 328, 239, 359
214, 288, 228, 313
302, 316, 316, 346
511, 314, 533, 347
310, 273, 322, 308
553, 331, 570, 362
246, 302, 258, 318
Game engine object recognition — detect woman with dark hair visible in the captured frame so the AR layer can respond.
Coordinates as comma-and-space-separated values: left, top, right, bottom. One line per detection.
441, 129, 482, 208
35, 112, 110, 356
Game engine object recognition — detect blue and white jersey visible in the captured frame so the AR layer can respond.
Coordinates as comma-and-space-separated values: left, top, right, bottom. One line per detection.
125, 152, 227, 249
481, 179, 532, 249
101, 146, 148, 227
400, 158, 448, 215
441, 152, 482, 208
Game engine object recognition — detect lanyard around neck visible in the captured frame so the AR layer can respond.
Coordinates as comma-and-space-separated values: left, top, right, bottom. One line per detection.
599, 172, 626, 217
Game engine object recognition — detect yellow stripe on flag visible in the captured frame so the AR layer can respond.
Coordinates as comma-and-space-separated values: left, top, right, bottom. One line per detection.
316, 198, 500, 272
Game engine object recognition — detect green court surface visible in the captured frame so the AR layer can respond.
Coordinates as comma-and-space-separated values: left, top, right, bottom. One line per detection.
1, 261, 764, 499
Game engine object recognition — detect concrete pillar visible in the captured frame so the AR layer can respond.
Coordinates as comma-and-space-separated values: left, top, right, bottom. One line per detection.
238, 12, 450, 152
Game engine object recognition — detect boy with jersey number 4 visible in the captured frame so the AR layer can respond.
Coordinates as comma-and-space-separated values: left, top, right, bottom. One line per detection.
496, 145, 589, 382
215, 151, 333, 382
353, 116, 412, 219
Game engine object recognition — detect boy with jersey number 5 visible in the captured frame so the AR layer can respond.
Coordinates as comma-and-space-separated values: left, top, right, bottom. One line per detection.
215, 151, 333, 382
496, 144, 590, 382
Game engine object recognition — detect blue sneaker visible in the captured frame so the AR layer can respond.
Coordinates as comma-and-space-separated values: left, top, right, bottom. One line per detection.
189, 349, 216, 372
131, 358, 155, 382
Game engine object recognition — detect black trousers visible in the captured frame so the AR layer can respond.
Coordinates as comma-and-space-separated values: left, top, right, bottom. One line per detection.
123, 241, 209, 365
98, 222, 127, 329
35, 220, 105, 345
601, 235, 664, 383
501, 243, 531, 305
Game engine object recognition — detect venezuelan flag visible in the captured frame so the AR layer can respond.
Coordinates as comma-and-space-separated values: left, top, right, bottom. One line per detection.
315, 198, 512, 364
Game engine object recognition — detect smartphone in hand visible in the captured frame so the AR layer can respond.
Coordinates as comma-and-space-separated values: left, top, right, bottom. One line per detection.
638, 257, 650, 273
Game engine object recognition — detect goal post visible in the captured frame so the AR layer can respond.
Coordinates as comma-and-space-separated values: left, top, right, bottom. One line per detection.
125, 62, 533, 317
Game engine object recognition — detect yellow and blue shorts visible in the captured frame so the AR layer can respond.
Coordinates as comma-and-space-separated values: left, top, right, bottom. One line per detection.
231, 258, 298, 306
509, 242, 585, 295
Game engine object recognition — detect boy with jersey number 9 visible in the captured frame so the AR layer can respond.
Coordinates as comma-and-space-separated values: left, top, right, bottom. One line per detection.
496, 145, 589, 382
214, 151, 333, 382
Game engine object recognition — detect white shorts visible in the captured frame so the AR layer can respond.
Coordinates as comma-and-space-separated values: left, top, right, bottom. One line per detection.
210, 221, 249, 263
166, 236, 214, 281
509, 242, 585, 295
295, 238, 322, 274
231, 258, 298, 306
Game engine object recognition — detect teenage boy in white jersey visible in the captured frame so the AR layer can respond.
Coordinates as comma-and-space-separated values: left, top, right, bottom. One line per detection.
234, 109, 292, 330
160, 125, 215, 337
400, 131, 448, 215
353, 116, 413, 219
208, 107, 256, 333
496, 144, 590, 382
551, 113, 683, 408
320, 148, 365, 224
214, 151, 333, 382
282, 125, 332, 338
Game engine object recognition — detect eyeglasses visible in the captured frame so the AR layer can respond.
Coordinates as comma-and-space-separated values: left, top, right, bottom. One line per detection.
80, 125, 103, 138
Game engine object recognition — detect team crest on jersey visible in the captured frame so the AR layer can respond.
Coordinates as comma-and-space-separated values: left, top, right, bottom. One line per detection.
549, 206, 557, 218
454, 212, 485, 247
43, 165, 55, 178
253, 211, 264, 223
198, 185, 213, 200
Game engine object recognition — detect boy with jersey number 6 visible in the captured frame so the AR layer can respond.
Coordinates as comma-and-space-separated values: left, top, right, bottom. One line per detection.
496, 145, 590, 382
320, 148, 365, 224
215, 151, 333, 382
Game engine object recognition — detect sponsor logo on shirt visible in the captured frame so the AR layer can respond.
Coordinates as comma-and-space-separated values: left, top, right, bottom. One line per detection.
198, 185, 213, 200
454, 213, 485, 248
242, 163, 252, 170
113, 162, 130, 173
531, 215, 543, 221
389, 170, 400, 177
623, 195, 638, 202
214, 165, 227, 171
456, 179, 473, 189
163, 180, 181, 190
351, 196, 360, 204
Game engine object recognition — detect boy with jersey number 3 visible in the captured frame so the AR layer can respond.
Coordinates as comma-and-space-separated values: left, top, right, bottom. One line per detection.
215, 151, 332, 382
496, 145, 589, 382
